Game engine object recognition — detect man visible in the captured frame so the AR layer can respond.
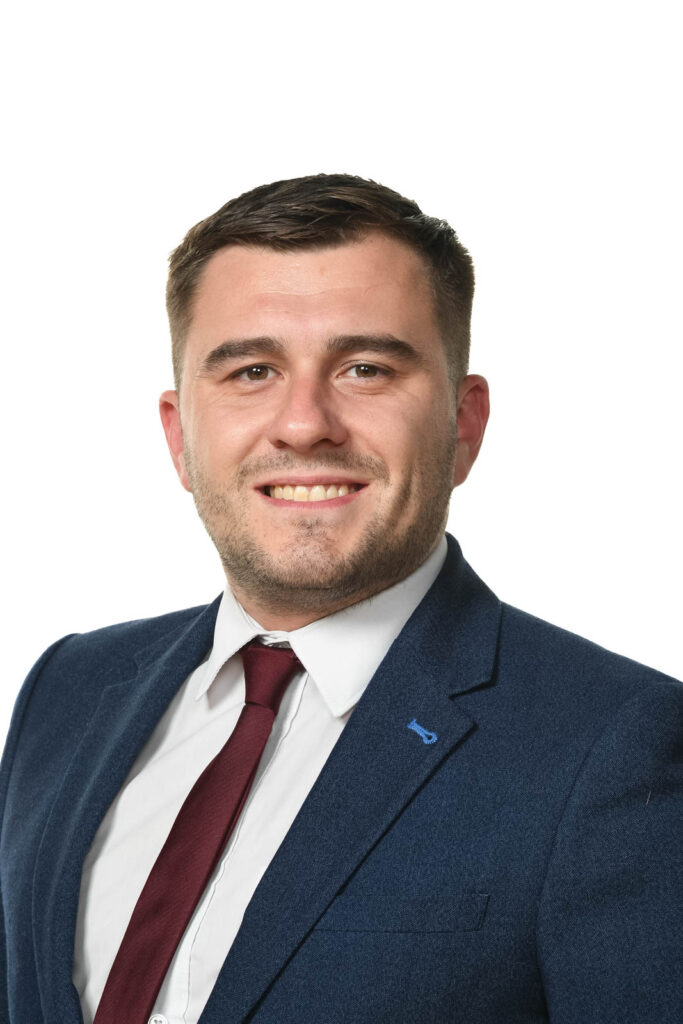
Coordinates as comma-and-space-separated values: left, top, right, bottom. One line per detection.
1, 174, 681, 1024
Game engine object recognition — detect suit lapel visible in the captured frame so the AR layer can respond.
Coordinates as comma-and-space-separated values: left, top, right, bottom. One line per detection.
32, 598, 220, 1023
200, 537, 502, 1024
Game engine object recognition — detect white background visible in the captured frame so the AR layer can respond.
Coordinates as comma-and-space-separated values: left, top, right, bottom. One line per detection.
2, 1, 681, 745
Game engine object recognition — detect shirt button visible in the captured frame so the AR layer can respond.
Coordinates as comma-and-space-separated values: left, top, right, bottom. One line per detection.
148, 1016, 168, 1024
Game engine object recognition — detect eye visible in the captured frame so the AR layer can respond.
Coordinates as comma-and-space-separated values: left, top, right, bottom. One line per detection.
346, 363, 385, 379
234, 364, 274, 382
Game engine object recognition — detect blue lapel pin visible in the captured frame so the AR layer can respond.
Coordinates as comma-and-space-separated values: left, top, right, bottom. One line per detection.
407, 718, 438, 744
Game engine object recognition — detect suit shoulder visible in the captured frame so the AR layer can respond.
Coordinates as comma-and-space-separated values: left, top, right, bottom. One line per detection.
67, 601, 214, 650
19, 600, 219, 703
2, 601, 219, 799
499, 602, 681, 698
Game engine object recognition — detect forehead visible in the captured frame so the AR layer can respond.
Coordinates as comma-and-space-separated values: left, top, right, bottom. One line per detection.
186, 233, 441, 351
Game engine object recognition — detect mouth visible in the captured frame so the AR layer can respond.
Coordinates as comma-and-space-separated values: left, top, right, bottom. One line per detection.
256, 479, 368, 505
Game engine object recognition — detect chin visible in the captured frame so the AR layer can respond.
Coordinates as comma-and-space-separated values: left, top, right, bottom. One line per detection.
246, 546, 353, 587
219, 537, 384, 608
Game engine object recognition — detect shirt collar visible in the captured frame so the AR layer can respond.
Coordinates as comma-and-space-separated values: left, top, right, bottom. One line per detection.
194, 535, 448, 717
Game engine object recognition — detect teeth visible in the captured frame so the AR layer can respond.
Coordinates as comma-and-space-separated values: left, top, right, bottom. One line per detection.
268, 483, 358, 502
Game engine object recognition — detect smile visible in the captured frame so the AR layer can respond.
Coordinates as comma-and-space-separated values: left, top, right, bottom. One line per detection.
262, 483, 364, 502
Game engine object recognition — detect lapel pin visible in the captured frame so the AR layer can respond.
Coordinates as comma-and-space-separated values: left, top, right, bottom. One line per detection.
407, 718, 438, 744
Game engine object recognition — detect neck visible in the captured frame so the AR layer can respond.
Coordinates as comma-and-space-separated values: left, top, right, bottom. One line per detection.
227, 583, 378, 631
225, 534, 445, 631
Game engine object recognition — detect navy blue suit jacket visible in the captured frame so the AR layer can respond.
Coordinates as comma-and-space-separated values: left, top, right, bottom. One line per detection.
1, 536, 682, 1023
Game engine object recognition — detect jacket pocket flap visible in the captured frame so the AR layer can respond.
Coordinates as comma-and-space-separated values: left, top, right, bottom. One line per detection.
316, 892, 490, 933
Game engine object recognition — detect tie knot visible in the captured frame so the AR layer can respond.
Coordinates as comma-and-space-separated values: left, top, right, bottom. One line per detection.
240, 640, 301, 715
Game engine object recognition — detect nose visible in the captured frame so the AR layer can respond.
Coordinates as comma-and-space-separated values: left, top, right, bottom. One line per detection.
265, 374, 348, 452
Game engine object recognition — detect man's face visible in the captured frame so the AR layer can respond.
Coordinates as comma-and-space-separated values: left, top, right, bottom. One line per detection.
161, 233, 488, 627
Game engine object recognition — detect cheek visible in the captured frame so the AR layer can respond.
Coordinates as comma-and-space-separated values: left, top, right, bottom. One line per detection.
191, 408, 260, 468
373, 404, 444, 469
395, 408, 457, 494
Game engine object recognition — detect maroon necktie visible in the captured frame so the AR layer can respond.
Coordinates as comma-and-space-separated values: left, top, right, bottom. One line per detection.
93, 640, 301, 1024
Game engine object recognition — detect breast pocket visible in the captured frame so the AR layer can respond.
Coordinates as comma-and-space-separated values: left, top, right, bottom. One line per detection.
315, 892, 490, 933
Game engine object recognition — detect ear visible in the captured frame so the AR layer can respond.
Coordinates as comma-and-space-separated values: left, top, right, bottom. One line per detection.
453, 375, 490, 487
159, 390, 191, 492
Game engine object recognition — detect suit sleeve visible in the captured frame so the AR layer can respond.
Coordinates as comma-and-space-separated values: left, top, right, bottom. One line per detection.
0, 879, 8, 1022
0, 636, 77, 1021
536, 678, 683, 1023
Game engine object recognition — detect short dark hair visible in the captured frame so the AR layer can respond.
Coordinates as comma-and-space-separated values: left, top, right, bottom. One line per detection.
166, 173, 474, 391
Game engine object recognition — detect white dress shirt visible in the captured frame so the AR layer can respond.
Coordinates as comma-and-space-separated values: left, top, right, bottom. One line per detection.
73, 536, 447, 1024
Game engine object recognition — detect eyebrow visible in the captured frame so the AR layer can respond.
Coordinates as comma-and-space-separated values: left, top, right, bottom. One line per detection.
327, 334, 424, 365
197, 333, 425, 375
197, 337, 286, 375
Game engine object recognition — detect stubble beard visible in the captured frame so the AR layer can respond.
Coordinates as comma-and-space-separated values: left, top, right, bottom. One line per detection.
184, 437, 456, 618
